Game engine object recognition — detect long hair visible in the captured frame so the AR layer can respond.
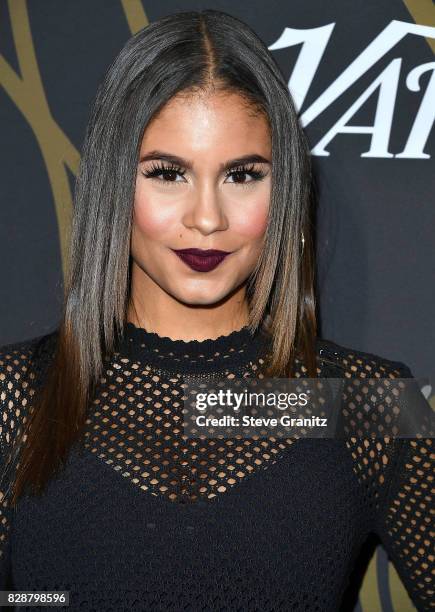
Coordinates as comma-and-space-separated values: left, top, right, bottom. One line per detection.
8, 9, 317, 505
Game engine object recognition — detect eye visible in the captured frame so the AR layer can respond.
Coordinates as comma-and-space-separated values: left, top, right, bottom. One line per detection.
225, 164, 268, 187
140, 161, 269, 188
141, 162, 186, 184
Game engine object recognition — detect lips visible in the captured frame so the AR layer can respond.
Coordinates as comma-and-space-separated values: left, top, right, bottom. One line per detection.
172, 248, 232, 272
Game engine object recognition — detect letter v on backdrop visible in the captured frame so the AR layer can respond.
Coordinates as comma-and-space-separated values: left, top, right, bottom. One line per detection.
269, 20, 435, 158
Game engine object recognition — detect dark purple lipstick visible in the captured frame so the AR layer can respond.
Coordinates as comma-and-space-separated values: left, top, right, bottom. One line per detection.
172, 248, 232, 272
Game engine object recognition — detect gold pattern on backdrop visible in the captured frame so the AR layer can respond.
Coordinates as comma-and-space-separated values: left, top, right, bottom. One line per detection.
403, 0, 435, 52
0, 0, 78, 282
0, 0, 149, 282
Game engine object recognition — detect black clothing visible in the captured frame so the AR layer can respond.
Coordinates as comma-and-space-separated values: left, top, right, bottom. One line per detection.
0, 323, 433, 611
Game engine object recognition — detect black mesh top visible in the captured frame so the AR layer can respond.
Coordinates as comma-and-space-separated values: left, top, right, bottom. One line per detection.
0, 323, 433, 611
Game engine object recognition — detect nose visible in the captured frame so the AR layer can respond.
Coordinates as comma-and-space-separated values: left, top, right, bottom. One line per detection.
182, 181, 229, 235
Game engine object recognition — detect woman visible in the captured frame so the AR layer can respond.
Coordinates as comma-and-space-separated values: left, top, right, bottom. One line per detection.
0, 9, 432, 612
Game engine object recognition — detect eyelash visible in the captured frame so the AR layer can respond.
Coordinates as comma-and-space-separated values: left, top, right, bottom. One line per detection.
141, 162, 267, 187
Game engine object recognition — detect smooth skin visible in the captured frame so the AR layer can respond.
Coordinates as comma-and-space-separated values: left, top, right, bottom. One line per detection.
127, 90, 272, 341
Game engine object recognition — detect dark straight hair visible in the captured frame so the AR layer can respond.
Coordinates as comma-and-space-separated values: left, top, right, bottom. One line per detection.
8, 9, 318, 504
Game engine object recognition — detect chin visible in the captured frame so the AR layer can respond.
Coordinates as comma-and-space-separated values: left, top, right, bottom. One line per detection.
172, 284, 231, 306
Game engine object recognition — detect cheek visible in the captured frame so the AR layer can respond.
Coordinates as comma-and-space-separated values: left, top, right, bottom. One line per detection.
230, 197, 269, 239
133, 182, 179, 237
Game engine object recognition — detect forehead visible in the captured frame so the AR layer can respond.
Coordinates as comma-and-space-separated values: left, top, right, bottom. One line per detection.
139, 90, 271, 156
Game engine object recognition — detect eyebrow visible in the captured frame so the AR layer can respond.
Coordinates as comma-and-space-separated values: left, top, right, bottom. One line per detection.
139, 150, 271, 172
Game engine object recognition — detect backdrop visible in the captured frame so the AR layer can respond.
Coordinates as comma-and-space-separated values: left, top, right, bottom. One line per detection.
1, 1, 434, 610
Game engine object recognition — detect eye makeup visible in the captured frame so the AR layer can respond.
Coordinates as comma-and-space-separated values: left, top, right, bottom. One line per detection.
140, 161, 269, 187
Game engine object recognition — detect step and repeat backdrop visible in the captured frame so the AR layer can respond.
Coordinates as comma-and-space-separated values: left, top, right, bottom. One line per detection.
1, 1, 434, 610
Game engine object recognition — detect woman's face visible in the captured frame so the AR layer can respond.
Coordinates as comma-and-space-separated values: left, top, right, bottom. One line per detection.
131, 90, 271, 307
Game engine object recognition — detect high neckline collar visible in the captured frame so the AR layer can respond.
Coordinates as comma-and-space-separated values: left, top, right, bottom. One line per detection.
116, 321, 271, 374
